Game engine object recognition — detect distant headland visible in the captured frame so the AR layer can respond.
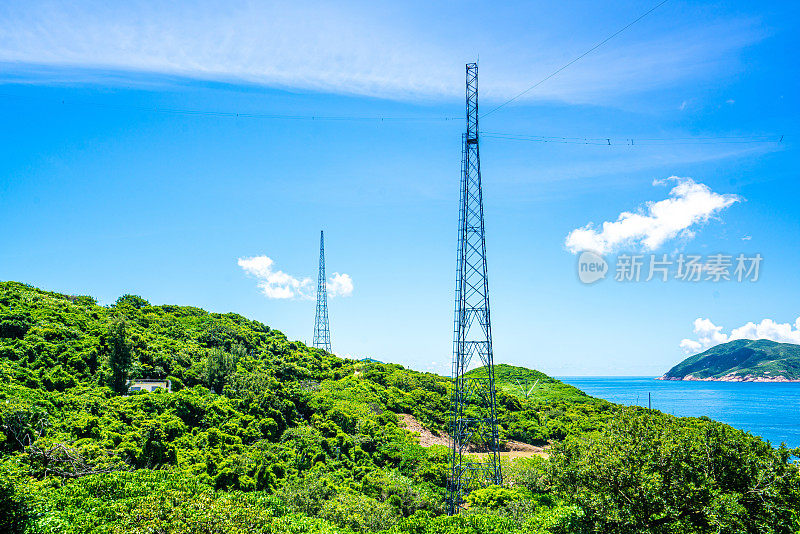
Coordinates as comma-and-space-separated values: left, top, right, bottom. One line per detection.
659, 339, 800, 382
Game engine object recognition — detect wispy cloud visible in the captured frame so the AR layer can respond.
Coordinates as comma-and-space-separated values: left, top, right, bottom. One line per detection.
491, 143, 778, 189
238, 255, 353, 300
565, 177, 740, 254
0, 1, 765, 103
680, 317, 800, 354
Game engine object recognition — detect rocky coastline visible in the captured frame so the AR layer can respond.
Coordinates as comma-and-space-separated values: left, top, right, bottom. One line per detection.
658, 373, 800, 383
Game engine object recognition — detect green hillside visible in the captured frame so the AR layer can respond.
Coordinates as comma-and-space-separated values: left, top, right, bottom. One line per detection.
662, 339, 800, 381
467, 364, 596, 404
1, 281, 799, 534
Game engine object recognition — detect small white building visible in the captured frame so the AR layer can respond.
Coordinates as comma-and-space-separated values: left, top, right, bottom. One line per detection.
127, 379, 172, 393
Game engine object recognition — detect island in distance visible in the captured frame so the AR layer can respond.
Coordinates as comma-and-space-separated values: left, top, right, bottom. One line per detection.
659, 339, 800, 382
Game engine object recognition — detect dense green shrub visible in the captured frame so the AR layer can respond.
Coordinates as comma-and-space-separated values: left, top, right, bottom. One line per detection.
550, 408, 800, 534
320, 492, 399, 532
0, 476, 29, 534
466, 485, 529, 509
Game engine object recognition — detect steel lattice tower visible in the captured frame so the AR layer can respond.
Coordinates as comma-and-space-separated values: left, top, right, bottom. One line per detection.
447, 62, 502, 515
313, 230, 332, 352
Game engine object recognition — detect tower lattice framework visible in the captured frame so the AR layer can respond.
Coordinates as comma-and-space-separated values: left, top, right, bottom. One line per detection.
313, 230, 331, 352
447, 62, 502, 515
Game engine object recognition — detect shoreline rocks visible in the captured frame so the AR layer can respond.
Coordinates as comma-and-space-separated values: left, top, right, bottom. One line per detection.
657, 373, 800, 383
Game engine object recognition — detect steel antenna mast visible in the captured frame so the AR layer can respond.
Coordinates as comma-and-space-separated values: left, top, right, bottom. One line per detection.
447, 62, 502, 515
313, 230, 332, 352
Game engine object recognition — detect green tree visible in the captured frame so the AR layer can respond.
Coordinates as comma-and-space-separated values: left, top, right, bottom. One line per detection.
204, 348, 238, 393
115, 294, 150, 309
107, 319, 134, 394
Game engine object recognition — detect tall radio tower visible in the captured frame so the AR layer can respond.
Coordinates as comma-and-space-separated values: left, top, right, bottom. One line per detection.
447, 62, 502, 514
313, 230, 331, 352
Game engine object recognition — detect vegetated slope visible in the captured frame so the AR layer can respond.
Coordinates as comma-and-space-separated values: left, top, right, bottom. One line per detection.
661, 339, 800, 381
468, 364, 595, 404
1, 280, 799, 534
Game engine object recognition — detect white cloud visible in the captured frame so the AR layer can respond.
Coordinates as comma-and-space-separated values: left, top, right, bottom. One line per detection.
238, 255, 312, 300
679, 318, 729, 354
0, 1, 764, 103
238, 255, 353, 299
565, 177, 740, 254
327, 272, 354, 298
680, 317, 800, 354
730, 319, 800, 345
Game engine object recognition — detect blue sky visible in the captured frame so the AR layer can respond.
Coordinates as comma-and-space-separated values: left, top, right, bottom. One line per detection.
1, 0, 798, 375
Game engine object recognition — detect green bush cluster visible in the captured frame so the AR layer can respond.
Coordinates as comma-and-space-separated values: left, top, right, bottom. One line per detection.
1, 281, 798, 533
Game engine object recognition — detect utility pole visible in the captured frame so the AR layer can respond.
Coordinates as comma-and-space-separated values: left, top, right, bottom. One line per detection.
447, 62, 502, 515
313, 230, 331, 352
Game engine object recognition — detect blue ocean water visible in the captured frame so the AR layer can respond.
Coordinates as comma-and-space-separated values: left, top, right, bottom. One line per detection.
558, 377, 800, 449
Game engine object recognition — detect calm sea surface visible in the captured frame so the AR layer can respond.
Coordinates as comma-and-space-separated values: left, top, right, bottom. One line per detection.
558, 377, 800, 448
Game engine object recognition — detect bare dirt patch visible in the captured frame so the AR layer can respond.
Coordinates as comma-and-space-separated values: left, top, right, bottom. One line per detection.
470, 440, 550, 460
398, 414, 449, 447
398, 414, 549, 458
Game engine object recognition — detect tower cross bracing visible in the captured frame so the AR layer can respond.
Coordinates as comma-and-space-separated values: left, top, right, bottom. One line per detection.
313, 230, 331, 352
447, 62, 502, 515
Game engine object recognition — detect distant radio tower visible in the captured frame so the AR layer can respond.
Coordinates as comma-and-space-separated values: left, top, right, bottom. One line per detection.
447, 62, 502, 515
313, 230, 332, 352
